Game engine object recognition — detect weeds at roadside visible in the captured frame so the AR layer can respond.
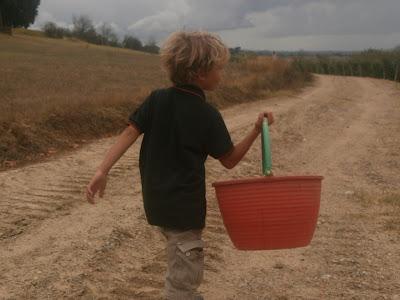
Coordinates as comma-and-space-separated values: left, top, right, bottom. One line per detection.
352, 191, 400, 233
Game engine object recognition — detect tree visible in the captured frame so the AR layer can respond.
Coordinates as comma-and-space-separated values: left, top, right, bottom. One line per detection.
143, 38, 159, 54
72, 14, 92, 36
123, 35, 143, 51
42, 21, 69, 39
72, 14, 99, 44
229, 47, 241, 55
0, 0, 40, 34
98, 22, 119, 46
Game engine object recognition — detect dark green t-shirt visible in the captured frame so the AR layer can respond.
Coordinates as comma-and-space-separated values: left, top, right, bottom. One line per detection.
127, 84, 233, 230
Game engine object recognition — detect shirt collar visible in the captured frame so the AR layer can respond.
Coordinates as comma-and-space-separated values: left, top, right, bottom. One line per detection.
173, 83, 206, 101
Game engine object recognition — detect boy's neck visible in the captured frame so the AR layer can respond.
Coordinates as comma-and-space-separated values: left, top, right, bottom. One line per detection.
177, 82, 205, 91
173, 83, 206, 101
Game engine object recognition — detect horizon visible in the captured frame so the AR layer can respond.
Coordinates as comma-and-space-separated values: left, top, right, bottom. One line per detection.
25, 27, 398, 53
30, 0, 400, 52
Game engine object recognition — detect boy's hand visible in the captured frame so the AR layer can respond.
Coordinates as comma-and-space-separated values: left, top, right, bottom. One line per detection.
86, 170, 107, 204
254, 111, 274, 133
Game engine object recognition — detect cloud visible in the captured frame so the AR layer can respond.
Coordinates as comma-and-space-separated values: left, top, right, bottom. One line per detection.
126, 0, 300, 39
124, 0, 300, 43
31, 9, 71, 29
247, 0, 400, 38
32, 0, 169, 31
127, 0, 190, 40
31, 0, 400, 50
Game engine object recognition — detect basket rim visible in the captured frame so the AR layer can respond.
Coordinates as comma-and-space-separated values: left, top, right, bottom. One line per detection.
212, 175, 324, 187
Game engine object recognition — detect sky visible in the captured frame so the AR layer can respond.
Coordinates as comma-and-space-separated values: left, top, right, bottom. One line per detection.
31, 0, 400, 51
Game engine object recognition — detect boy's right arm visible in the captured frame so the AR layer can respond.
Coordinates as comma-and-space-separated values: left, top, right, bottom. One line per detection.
218, 126, 259, 169
219, 112, 274, 169
86, 124, 141, 203
96, 124, 141, 175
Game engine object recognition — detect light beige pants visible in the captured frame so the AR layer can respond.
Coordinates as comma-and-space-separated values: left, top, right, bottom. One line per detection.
159, 227, 205, 300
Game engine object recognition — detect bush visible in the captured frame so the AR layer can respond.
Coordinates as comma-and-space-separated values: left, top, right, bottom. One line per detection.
123, 35, 143, 51
297, 49, 400, 82
42, 22, 70, 39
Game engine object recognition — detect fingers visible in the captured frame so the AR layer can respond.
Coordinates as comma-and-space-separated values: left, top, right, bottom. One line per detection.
255, 111, 274, 132
99, 179, 107, 198
266, 112, 274, 125
262, 112, 274, 125
99, 186, 105, 198
86, 185, 95, 204
85, 173, 107, 204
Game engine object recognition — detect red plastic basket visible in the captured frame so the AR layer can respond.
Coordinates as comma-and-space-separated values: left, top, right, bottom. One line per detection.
212, 176, 323, 250
212, 118, 323, 250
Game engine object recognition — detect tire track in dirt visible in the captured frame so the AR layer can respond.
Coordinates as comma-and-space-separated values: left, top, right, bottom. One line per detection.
0, 164, 91, 240
0, 75, 399, 299
0, 131, 167, 299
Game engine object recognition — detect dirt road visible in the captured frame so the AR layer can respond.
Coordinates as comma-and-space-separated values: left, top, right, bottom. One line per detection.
1, 75, 399, 299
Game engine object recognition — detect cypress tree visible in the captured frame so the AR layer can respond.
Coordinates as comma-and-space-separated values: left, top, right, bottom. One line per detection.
0, 0, 40, 33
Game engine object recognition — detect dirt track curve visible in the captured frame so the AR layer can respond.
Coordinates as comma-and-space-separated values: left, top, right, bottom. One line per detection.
1, 75, 399, 299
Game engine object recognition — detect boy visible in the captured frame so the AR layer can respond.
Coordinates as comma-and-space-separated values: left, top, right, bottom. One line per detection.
86, 31, 274, 299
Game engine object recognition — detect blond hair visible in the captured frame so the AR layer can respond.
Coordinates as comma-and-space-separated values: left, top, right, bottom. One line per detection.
160, 30, 230, 85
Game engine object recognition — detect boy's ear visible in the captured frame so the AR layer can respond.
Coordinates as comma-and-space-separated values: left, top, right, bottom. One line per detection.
196, 69, 207, 81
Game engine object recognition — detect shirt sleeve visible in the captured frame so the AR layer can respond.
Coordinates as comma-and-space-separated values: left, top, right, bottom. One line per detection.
127, 92, 153, 134
206, 108, 234, 159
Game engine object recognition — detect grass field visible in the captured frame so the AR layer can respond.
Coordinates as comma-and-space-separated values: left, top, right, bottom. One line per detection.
0, 29, 312, 170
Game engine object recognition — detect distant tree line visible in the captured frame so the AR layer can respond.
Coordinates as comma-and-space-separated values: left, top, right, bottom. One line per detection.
228, 47, 358, 59
293, 48, 400, 82
0, 0, 40, 34
42, 15, 160, 54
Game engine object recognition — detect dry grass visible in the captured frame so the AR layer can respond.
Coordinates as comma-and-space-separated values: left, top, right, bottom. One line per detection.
353, 191, 400, 232
209, 56, 311, 107
0, 30, 311, 170
13, 27, 46, 37
381, 194, 400, 207
381, 194, 400, 232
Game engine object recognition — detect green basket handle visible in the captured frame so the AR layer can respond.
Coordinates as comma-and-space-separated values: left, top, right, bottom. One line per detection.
261, 117, 273, 176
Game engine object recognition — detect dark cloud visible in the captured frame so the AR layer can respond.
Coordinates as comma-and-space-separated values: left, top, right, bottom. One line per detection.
32, 0, 400, 50
248, 0, 400, 38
